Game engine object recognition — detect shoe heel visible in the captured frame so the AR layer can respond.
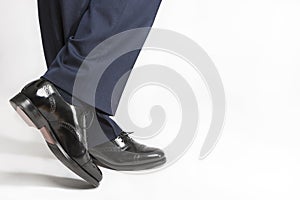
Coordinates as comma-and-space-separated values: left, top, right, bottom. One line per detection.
10, 93, 45, 128
9, 93, 55, 144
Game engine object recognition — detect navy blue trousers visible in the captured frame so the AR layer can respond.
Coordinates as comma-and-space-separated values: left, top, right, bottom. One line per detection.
37, 0, 161, 146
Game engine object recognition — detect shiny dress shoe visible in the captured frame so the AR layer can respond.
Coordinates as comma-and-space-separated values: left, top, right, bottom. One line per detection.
89, 132, 166, 171
9, 78, 102, 187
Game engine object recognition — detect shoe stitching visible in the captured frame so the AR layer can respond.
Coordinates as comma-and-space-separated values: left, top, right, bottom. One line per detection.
99, 147, 123, 152
48, 96, 56, 113
59, 121, 82, 142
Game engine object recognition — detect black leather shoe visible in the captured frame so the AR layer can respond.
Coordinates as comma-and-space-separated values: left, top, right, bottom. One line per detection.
89, 132, 166, 171
9, 78, 102, 187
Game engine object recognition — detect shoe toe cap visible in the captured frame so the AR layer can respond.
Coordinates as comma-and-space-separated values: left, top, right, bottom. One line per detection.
82, 159, 103, 182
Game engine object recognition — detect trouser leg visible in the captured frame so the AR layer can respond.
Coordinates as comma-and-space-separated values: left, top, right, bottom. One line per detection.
37, 0, 122, 145
37, 0, 90, 67
41, 0, 162, 115
37, 0, 162, 146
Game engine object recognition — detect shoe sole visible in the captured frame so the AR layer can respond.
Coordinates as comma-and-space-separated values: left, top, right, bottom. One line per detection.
91, 154, 167, 171
10, 93, 100, 188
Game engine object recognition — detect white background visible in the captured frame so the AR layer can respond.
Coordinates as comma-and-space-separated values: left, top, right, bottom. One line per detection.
1, 0, 300, 199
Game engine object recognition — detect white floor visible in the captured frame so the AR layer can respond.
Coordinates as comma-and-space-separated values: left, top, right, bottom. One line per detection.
1, 0, 300, 199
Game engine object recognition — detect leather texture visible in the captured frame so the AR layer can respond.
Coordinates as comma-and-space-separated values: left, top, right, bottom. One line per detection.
90, 132, 166, 170
20, 78, 102, 181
